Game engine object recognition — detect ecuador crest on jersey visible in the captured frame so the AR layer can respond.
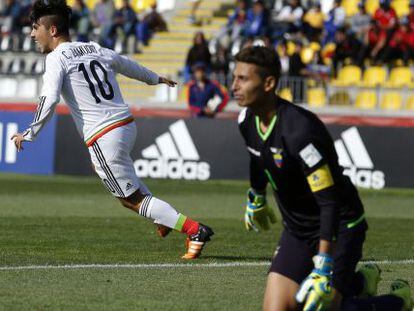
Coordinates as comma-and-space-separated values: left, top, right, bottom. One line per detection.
271, 147, 283, 168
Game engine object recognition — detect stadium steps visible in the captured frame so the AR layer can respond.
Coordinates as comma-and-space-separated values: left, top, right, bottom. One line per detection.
119, 0, 232, 102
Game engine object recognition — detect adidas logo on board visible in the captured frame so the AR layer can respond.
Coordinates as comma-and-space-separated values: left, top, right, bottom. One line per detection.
134, 120, 210, 180
334, 127, 385, 189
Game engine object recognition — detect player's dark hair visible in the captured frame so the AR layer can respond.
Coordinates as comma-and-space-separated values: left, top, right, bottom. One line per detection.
235, 46, 281, 84
30, 0, 72, 36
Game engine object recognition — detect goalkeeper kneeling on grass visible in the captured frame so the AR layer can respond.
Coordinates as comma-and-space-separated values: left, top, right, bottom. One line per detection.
234, 46, 414, 311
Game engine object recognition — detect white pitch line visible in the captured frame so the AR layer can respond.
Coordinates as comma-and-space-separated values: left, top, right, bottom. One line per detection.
0, 259, 413, 271
0, 262, 270, 271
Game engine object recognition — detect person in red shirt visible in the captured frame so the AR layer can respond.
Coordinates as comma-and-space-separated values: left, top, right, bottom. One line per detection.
358, 20, 387, 65
373, 0, 397, 42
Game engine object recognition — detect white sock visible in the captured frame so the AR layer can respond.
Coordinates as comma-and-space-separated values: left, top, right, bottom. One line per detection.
139, 195, 182, 230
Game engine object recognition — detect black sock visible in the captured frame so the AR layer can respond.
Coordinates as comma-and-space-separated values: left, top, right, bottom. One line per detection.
342, 295, 404, 311
347, 271, 365, 297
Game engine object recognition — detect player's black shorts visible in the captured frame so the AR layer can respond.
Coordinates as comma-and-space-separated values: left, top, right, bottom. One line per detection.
269, 220, 367, 297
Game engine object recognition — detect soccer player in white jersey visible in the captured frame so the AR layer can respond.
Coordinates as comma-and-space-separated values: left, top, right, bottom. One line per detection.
11, 0, 213, 260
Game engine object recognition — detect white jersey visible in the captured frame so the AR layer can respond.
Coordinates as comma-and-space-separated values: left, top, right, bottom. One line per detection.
23, 41, 159, 146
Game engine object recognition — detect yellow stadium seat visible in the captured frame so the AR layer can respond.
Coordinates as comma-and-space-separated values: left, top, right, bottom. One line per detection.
300, 47, 315, 64
405, 95, 414, 109
359, 66, 387, 87
366, 0, 379, 15
355, 91, 377, 109
278, 88, 293, 102
307, 88, 326, 107
342, 0, 359, 16
321, 42, 336, 65
380, 92, 403, 110
391, 0, 409, 17
332, 65, 362, 86
384, 67, 414, 87
309, 42, 321, 52
287, 41, 296, 56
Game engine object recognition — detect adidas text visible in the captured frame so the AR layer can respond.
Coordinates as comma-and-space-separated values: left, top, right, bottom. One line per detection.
343, 166, 385, 190
134, 158, 210, 180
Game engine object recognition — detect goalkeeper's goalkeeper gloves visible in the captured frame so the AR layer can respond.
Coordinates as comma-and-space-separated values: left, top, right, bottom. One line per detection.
244, 188, 277, 232
296, 253, 335, 311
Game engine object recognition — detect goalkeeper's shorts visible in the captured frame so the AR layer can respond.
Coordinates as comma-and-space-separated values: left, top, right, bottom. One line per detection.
88, 122, 151, 198
269, 221, 367, 297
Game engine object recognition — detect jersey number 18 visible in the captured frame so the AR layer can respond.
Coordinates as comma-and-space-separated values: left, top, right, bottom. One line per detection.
78, 60, 115, 103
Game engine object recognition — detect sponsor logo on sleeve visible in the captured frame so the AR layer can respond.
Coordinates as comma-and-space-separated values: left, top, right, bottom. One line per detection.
299, 143, 322, 168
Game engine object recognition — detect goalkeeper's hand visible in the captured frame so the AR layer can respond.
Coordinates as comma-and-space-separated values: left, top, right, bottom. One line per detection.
295, 253, 335, 311
244, 188, 277, 232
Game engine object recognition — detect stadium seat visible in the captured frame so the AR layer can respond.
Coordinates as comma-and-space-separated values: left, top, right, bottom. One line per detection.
365, 0, 379, 15
0, 35, 12, 52
384, 67, 414, 87
405, 94, 414, 110
332, 65, 362, 86
321, 43, 336, 65
0, 78, 18, 97
391, 0, 409, 17
307, 88, 326, 107
359, 66, 387, 87
278, 88, 293, 102
18, 78, 38, 99
380, 92, 403, 110
329, 91, 352, 106
300, 47, 315, 64
7, 58, 25, 75
355, 91, 377, 109
342, 0, 359, 16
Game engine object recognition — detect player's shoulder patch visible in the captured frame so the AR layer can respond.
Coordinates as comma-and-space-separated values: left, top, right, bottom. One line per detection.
299, 143, 322, 168
238, 108, 248, 124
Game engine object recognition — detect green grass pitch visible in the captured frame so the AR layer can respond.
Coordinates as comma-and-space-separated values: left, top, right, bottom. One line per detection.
0, 173, 413, 310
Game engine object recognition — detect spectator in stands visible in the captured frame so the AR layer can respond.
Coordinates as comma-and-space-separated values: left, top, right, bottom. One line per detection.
187, 62, 229, 118
276, 40, 290, 75
189, 0, 202, 25
373, 0, 397, 42
137, 2, 167, 46
0, 0, 22, 34
408, 1, 414, 30
112, 0, 138, 50
271, 0, 303, 40
184, 31, 211, 82
323, 0, 346, 44
288, 41, 306, 102
243, 0, 268, 38
216, 0, 249, 49
71, 0, 90, 42
332, 27, 362, 74
302, 2, 324, 42
380, 17, 414, 65
358, 19, 387, 65
350, 2, 372, 43
211, 44, 230, 86
92, 0, 115, 48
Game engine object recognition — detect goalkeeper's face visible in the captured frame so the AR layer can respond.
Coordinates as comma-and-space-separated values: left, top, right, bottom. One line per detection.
232, 62, 273, 108
30, 17, 54, 54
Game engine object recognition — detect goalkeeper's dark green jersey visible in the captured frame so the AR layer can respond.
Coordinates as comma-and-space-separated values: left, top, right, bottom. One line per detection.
238, 97, 365, 242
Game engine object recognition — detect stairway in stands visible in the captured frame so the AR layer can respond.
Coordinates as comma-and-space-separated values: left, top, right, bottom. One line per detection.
119, 0, 231, 106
